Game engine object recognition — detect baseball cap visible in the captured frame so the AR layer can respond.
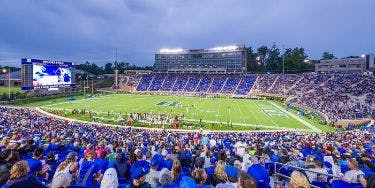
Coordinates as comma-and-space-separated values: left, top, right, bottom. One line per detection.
225, 165, 238, 178
179, 176, 197, 188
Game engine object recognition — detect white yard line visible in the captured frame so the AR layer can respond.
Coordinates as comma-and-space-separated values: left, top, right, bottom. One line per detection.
255, 104, 280, 127
268, 101, 321, 133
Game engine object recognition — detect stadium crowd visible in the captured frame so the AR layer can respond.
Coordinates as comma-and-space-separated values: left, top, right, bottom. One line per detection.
0, 106, 375, 188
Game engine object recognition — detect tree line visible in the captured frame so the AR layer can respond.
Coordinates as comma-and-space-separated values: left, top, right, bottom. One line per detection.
74, 46, 337, 77
246, 44, 336, 73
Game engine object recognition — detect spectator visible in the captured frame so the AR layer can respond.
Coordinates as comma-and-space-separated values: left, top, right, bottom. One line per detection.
127, 167, 151, 188
145, 156, 161, 188
101, 168, 119, 188
210, 160, 227, 187
290, 171, 310, 188
192, 168, 209, 188
27, 148, 50, 179
51, 152, 79, 188
305, 158, 327, 183
157, 168, 177, 188
237, 171, 257, 188
3, 160, 47, 188
343, 158, 365, 183
247, 156, 270, 187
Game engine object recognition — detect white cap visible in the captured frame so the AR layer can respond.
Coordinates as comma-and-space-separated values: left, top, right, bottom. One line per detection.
161, 149, 168, 156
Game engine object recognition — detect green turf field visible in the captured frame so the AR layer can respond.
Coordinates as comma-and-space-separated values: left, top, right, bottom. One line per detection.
18, 93, 335, 132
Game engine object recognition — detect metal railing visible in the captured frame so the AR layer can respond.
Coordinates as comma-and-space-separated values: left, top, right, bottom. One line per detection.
271, 161, 341, 188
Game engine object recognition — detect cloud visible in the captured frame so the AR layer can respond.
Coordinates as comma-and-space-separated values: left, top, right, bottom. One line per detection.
0, 0, 374, 67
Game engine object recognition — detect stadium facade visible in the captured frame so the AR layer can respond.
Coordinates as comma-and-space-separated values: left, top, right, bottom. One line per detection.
154, 45, 247, 74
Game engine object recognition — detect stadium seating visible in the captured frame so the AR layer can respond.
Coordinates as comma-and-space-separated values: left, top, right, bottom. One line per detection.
136, 74, 153, 91
183, 75, 200, 92
0, 106, 374, 187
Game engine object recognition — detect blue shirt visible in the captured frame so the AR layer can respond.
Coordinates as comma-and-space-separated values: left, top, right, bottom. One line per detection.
94, 158, 109, 173
205, 166, 215, 176
27, 158, 42, 175
247, 164, 270, 187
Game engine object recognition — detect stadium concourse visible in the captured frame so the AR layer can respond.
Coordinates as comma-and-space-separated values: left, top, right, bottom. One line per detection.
118, 72, 375, 121
0, 106, 375, 188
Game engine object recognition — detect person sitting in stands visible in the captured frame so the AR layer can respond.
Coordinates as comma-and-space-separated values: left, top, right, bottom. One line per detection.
101, 168, 119, 188
247, 156, 270, 187
51, 152, 79, 188
343, 158, 365, 183
27, 148, 50, 179
237, 171, 257, 188
127, 167, 151, 188
192, 168, 210, 188
3, 160, 47, 188
290, 171, 310, 188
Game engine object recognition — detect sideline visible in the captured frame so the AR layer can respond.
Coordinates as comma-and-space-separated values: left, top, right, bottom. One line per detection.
268, 101, 321, 133
32, 107, 314, 133
40, 106, 315, 132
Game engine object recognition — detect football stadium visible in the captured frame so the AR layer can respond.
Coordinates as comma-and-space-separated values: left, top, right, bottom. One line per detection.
1, 1, 375, 188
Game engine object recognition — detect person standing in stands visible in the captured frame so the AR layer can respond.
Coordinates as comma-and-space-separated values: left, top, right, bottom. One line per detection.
3, 160, 47, 188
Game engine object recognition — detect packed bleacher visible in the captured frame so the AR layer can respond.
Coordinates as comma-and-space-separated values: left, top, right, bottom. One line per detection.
253, 73, 375, 120
1, 107, 374, 188
133, 74, 256, 96
118, 72, 375, 121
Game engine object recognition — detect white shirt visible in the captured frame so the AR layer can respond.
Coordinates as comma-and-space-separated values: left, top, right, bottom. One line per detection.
344, 169, 364, 183
234, 141, 247, 157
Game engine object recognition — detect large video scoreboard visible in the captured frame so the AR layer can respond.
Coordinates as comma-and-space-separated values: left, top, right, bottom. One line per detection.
21, 58, 75, 90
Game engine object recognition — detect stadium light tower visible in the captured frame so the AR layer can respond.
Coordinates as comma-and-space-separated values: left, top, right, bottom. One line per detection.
2, 67, 10, 99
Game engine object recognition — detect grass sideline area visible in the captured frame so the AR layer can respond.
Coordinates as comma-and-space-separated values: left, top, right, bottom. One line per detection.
0, 86, 22, 94
15, 93, 336, 132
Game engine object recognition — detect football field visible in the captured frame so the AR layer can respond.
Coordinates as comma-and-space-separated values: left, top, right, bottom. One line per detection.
28, 93, 328, 132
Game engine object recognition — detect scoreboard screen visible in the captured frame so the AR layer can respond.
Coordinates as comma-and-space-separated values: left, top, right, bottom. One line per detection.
21, 58, 75, 90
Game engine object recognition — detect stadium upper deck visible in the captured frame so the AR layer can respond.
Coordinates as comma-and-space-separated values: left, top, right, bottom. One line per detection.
154, 45, 247, 74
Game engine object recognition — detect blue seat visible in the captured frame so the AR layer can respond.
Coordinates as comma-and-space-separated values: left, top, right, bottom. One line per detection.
311, 181, 329, 188
331, 180, 351, 188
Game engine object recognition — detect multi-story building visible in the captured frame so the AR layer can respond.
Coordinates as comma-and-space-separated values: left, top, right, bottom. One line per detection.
315, 57, 365, 74
365, 53, 375, 71
154, 45, 247, 74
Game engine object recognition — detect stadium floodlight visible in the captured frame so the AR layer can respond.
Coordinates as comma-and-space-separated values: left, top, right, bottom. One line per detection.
209, 45, 238, 51
159, 48, 184, 53
361, 54, 365, 58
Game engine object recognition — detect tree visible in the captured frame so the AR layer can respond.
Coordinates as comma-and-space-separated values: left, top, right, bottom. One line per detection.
257, 46, 269, 72
104, 63, 113, 74
266, 44, 282, 73
321, 52, 335, 60
246, 47, 261, 73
